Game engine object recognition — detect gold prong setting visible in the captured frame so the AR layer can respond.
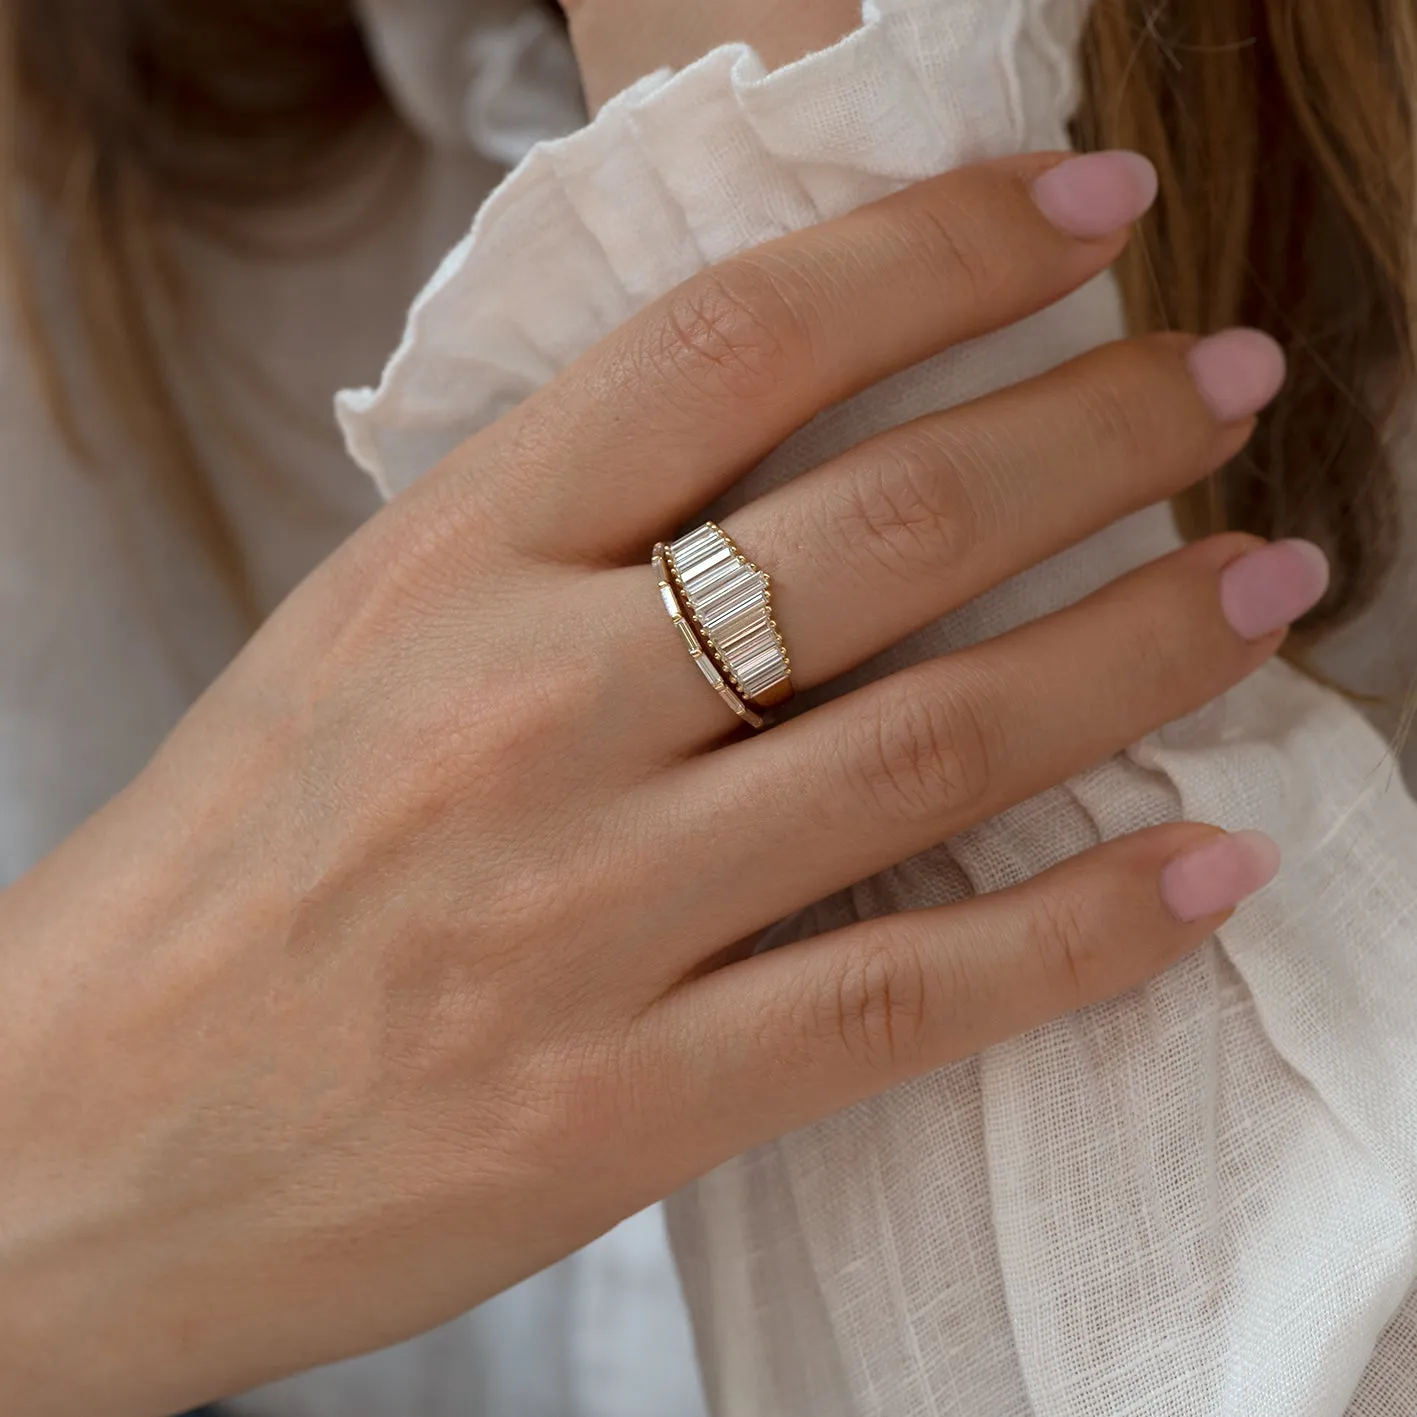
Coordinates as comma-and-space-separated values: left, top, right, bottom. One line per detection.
652, 543, 766, 731
663, 522, 795, 711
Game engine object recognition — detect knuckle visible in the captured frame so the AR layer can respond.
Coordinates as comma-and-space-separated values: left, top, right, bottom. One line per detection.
1081, 338, 1213, 468
1073, 351, 1166, 464
903, 193, 1005, 309
845, 679, 998, 824
1111, 568, 1217, 704
1072, 620, 1173, 736
647, 262, 805, 405
1030, 887, 1107, 1009
1129, 599, 1187, 689
827, 937, 932, 1074
831, 433, 979, 582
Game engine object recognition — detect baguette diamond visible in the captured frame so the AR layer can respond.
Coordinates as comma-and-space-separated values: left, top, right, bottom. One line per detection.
652, 544, 765, 731
664, 522, 794, 710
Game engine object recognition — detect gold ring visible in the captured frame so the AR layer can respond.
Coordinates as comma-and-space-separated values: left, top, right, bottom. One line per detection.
663, 522, 795, 711
652, 544, 765, 731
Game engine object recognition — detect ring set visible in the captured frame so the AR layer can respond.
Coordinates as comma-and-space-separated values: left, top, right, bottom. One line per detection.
652, 522, 794, 731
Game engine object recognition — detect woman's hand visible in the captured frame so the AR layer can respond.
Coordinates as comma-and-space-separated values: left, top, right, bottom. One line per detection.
562, 0, 861, 113
0, 152, 1314, 1415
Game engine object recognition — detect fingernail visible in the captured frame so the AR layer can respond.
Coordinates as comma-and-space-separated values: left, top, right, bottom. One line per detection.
1187, 329, 1287, 422
1220, 539, 1331, 640
1030, 151, 1159, 239
1160, 830, 1282, 923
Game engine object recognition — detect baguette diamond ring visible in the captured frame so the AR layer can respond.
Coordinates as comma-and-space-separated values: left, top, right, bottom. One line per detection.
663, 522, 795, 712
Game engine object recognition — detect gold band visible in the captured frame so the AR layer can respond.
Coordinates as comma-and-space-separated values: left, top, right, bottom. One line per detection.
663, 522, 795, 711
652, 544, 766, 731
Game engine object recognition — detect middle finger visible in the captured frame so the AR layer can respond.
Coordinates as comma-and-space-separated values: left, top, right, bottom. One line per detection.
603, 325, 1284, 755
622, 531, 1326, 976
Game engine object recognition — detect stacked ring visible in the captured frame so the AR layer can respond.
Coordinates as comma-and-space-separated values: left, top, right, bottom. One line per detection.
663, 522, 795, 711
652, 543, 766, 731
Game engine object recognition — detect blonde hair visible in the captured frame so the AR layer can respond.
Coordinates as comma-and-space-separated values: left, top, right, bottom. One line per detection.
1075, 0, 1415, 720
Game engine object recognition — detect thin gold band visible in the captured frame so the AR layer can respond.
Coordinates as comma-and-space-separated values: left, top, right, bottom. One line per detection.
652, 544, 766, 731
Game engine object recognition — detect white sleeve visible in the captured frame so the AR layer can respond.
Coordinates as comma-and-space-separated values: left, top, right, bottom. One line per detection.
337, 3, 1417, 1413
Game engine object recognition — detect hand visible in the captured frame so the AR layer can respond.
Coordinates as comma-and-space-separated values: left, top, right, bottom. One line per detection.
562, 0, 861, 113
1, 152, 1310, 1414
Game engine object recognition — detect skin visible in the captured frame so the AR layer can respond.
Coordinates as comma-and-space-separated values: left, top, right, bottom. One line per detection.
562, 0, 861, 111
4, 154, 1291, 1415
0, 10, 1298, 1417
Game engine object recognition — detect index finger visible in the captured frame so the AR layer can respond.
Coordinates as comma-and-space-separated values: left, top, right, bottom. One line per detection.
447, 149, 1158, 561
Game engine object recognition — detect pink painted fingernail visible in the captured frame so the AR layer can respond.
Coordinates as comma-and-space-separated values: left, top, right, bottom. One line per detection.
1030, 151, 1159, 239
1160, 830, 1282, 923
1220, 539, 1331, 640
1187, 329, 1287, 422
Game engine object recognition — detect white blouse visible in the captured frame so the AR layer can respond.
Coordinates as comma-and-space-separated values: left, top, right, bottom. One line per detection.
4, 0, 1415, 1413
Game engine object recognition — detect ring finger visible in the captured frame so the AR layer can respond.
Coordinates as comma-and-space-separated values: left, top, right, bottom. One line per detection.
605, 324, 1285, 756
618, 530, 1328, 980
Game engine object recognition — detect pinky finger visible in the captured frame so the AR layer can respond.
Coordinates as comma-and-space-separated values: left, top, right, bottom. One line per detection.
648, 823, 1280, 1161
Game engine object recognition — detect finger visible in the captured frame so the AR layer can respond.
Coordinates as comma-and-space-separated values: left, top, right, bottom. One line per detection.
567, 0, 860, 114
602, 327, 1282, 752
628, 533, 1327, 965
642, 823, 1280, 1159
442, 150, 1160, 560
722, 330, 1282, 693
